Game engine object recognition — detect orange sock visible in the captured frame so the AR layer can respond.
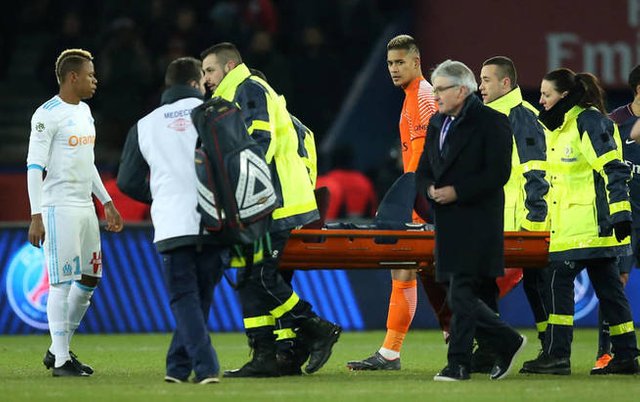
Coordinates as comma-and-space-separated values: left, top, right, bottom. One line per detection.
382, 279, 417, 352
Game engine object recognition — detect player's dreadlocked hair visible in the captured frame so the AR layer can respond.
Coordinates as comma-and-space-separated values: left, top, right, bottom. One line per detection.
55, 49, 93, 85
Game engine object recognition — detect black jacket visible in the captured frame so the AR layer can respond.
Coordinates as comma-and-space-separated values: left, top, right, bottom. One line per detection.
416, 95, 513, 280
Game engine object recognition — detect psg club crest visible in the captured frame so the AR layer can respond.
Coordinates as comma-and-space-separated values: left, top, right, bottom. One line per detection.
6, 243, 49, 330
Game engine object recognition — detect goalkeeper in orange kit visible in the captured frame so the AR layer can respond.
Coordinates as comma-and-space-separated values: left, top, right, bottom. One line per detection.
346, 34, 449, 371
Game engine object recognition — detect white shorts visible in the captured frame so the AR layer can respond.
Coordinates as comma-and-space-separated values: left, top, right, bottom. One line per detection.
42, 205, 102, 285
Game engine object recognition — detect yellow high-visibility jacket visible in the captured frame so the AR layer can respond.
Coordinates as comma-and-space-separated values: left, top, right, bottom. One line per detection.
487, 87, 549, 231
214, 63, 318, 230
545, 105, 631, 260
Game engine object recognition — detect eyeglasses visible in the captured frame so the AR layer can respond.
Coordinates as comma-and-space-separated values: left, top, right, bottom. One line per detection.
433, 84, 459, 95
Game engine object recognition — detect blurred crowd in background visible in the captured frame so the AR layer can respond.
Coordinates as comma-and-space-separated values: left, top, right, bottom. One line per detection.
8, 1, 630, 223
1, 0, 403, 154
0, 0, 409, 221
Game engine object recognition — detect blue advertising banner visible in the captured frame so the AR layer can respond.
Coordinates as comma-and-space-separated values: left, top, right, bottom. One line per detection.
0, 225, 363, 334
1, 224, 639, 334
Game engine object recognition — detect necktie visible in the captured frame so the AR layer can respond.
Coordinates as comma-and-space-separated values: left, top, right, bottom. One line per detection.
439, 116, 453, 151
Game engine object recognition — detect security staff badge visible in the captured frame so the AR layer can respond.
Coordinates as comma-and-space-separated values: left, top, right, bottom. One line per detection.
561, 146, 577, 163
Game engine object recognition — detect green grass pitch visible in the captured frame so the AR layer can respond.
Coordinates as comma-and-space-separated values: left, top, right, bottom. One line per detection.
0, 329, 638, 402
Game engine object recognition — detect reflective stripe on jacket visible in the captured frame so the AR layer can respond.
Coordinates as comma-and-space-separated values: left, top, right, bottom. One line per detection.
213, 63, 318, 230
546, 105, 631, 260
486, 87, 549, 231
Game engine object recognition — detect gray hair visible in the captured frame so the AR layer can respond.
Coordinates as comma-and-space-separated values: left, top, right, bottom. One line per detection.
431, 59, 478, 95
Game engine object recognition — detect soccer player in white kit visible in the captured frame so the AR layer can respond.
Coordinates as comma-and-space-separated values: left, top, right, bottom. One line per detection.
26, 48, 123, 377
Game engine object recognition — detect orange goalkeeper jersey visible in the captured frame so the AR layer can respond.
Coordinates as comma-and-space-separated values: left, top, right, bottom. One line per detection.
399, 76, 437, 172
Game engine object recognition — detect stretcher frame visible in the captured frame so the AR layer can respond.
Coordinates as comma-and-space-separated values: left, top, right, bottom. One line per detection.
280, 229, 550, 270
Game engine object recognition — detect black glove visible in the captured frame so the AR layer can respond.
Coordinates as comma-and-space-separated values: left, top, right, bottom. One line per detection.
614, 220, 632, 242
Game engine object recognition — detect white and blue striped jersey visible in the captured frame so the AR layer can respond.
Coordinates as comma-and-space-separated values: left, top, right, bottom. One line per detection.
27, 96, 97, 208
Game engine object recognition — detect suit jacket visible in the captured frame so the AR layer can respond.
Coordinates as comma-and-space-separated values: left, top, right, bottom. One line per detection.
416, 95, 513, 280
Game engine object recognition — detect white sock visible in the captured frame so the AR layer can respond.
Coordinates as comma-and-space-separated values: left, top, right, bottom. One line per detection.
378, 347, 400, 360
47, 282, 71, 367
67, 281, 95, 347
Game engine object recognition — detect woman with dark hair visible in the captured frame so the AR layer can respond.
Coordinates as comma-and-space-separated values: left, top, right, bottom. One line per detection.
520, 68, 640, 375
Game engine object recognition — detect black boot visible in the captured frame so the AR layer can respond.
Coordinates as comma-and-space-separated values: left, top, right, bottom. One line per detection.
591, 355, 640, 375
223, 337, 280, 378
276, 338, 310, 376
520, 352, 571, 375
297, 317, 341, 374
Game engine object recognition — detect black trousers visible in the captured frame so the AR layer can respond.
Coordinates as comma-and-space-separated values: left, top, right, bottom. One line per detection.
447, 273, 520, 367
237, 229, 314, 340
161, 244, 226, 380
522, 267, 550, 342
545, 258, 638, 358
473, 279, 499, 351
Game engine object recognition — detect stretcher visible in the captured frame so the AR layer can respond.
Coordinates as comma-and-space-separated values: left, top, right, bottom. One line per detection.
280, 229, 550, 271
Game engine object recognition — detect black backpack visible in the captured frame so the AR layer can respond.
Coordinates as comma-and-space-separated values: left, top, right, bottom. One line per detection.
191, 96, 277, 245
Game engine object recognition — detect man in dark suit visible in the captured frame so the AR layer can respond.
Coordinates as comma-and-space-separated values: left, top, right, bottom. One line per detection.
415, 59, 526, 381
